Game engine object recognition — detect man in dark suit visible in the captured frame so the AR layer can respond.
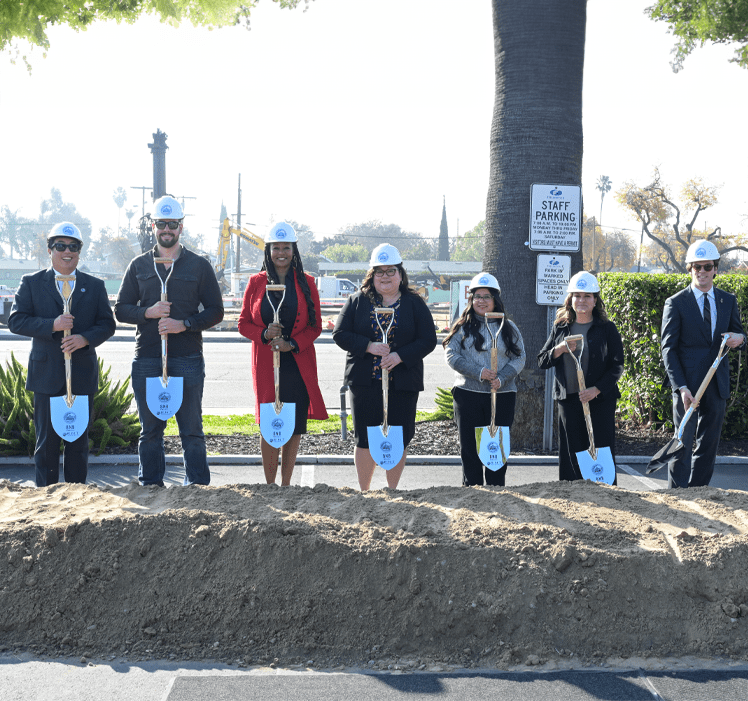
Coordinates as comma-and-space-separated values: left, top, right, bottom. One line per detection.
661, 239, 745, 489
8, 222, 116, 487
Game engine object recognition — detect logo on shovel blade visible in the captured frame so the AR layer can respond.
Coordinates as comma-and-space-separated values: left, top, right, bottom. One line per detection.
64, 411, 76, 422
159, 392, 171, 402
380, 441, 392, 452
272, 418, 284, 429
488, 441, 499, 452
592, 463, 604, 475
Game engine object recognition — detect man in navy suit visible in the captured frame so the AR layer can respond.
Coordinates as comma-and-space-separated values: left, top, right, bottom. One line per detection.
8, 222, 116, 487
661, 239, 745, 488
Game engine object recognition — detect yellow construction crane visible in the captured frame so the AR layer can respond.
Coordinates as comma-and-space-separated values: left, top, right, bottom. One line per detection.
215, 217, 265, 291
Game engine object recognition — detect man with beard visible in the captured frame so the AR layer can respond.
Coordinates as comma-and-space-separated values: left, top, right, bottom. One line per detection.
115, 196, 223, 487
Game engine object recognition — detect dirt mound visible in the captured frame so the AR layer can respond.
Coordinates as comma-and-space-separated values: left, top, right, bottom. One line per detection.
2, 479, 748, 669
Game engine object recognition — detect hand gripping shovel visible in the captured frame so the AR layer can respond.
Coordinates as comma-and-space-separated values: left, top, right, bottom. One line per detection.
259, 284, 295, 448
565, 334, 615, 484
146, 257, 183, 420
50, 276, 89, 441
478, 312, 511, 470
367, 307, 404, 470
647, 333, 732, 474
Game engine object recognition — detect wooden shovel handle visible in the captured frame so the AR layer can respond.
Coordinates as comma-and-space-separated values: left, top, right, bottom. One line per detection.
576, 367, 597, 460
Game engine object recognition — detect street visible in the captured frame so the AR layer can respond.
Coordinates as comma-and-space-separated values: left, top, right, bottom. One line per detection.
0, 327, 455, 413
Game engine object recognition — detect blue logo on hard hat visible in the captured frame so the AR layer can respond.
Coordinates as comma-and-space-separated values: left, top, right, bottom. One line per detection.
696, 247, 706, 258
62, 226, 75, 236
378, 252, 389, 263
276, 228, 286, 239
479, 276, 489, 285
577, 279, 587, 289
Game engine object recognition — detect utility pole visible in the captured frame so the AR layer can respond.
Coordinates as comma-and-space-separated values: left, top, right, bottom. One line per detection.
235, 174, 242, 274
148, 129, 168, 201
130, 186, 150, 218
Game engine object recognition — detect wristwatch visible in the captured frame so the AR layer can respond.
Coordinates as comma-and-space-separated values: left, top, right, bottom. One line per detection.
183, 319, 192, 331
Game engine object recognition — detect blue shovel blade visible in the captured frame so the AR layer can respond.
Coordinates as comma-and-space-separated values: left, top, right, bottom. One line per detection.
367, 425, 404, 470
146, 376, 184, 421
260, 402, 296, 448
478, 426, 510, 471
50, 394, 89, 442
576, 446, 615, 484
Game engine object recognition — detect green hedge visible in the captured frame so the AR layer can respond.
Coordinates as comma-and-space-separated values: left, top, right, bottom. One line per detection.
599, 273, 748, 438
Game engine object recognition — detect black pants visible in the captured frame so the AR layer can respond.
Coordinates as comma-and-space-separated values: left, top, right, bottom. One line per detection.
558, 393, 617, 483
669, 381, 725, 489
33, 392, 93, 487
452, 387, 516, 487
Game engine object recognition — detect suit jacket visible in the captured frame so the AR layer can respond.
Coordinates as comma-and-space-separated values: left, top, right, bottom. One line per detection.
238, 270, 328, 421
8, 268, 116, 396
661, 285, 745, 400
332, 291, 437, 392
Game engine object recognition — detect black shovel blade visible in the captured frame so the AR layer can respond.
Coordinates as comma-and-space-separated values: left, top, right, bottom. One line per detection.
646, 437, 685, 474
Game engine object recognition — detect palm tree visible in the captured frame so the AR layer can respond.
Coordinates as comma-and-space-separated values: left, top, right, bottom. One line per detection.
484, 0, 587, 449
113, 187, 127, 236
595, 175, 612, 270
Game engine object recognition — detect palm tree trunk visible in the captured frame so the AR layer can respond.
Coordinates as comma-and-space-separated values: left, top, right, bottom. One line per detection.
485, 0, 587, 450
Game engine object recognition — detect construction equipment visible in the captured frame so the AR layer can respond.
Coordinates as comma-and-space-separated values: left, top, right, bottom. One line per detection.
215, 217, 265, 291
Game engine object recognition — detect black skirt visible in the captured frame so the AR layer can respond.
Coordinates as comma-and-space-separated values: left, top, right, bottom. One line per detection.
349, 382, 418, 449
276, 352, 310, 435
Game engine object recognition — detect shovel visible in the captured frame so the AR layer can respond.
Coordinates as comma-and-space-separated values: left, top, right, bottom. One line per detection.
565, 334, 616, 484
50, 276, 89, 441
647, 333, 732, 474
478, 312, 511, 470
145, 257, 184, 421
259, 284, 296, 448
367, 307, 404, 470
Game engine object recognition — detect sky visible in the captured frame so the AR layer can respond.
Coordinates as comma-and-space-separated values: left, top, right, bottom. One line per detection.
1, 0, 747, 256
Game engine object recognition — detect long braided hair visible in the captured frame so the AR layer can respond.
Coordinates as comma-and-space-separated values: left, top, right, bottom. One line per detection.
442, 288, 521, 357
261, 242, 317, 328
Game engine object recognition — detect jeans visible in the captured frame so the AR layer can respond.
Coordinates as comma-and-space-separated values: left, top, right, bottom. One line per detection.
131, 354, 210, 486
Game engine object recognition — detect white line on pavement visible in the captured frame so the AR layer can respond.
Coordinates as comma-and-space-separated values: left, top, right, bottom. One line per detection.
618, 463, 663, 490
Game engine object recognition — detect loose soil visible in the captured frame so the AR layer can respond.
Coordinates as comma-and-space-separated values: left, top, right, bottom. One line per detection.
3, 477, 748, 670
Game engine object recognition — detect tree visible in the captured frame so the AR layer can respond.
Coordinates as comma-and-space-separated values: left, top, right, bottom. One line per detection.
616, 168, 748, 273
0, 206, 36, 259
437, 197, 449, 261
452, 220, 484, 262
2, 0, 310, 68
484, 1, 586, 450
647, 0, 748, 71
321, 243, 368, 264
595, 175, 612, 266
113, 187, 127, 237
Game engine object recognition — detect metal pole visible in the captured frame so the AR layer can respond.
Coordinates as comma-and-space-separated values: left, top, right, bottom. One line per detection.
235, 174, 242, 275
339, 385, 349, 440
542, 305, 556, 451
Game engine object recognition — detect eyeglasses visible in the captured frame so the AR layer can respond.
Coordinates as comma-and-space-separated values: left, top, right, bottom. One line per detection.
692, 263, 715, 272
473, 294, 493, 301
374, 268, 398, 278
50, 242, 82, 252
154, 220, 181, 230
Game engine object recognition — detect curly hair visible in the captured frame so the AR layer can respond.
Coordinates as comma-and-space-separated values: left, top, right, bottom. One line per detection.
442, 289, 522, 357
261, 242, 316, 328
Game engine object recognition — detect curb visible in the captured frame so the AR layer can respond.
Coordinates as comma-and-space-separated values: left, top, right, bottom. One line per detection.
2, 455, 747, 467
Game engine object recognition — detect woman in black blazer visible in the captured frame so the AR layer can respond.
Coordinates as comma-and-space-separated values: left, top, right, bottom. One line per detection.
538, 271, 624, 482
333, 244, 437, 490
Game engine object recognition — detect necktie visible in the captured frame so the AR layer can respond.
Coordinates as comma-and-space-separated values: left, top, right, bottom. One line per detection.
703, 293, 712, 339
63, 278, 72, 301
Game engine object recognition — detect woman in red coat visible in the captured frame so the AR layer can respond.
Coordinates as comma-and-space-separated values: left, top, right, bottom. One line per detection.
238, 222, 327, 485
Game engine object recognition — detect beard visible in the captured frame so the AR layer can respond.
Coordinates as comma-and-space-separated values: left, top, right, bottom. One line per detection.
158, 232, 179, 249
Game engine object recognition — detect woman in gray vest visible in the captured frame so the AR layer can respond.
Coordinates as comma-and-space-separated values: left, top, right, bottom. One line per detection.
443, 272, 525, 486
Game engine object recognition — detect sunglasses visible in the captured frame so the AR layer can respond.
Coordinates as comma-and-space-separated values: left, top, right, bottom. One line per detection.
692, 263, 715, 272
50, 242, 82, 252
154, 220, 181, 230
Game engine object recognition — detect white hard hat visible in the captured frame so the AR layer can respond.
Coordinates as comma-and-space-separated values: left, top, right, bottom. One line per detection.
265, 222, 298, 243
48, 222, 83, 243
370, 243, 403, 267
685, 239, 720, 263
469, 272, 500, 293
151, 196, 184, 220
567, 271, 600, 294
